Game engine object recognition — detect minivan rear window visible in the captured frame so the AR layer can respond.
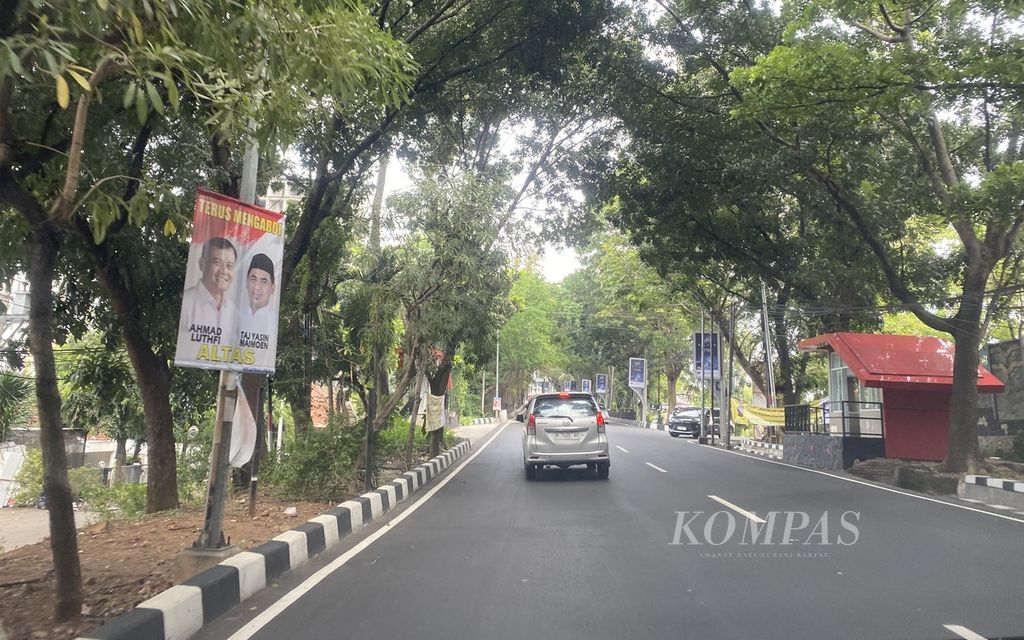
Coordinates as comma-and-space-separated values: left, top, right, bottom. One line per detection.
532, 397, 598, 418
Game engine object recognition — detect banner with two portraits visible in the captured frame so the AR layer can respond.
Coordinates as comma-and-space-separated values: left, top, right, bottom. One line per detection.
174, 188, 285, 375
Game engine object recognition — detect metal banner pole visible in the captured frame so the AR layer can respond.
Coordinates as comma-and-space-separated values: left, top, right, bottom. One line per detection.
196, 371, 237, 548
700, 307, 706, 441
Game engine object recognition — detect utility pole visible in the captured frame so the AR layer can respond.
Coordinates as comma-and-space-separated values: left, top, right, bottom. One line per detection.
494, 330, 500, 418
726, 306, 737, 449
481, 370, 485, 416
761, 279, 776, 408
700, 305, 706, 441
608, 366, 614, 410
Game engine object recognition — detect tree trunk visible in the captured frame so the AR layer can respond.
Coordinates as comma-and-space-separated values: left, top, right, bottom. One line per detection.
123, 334, 178, 511
944, 271, 987, 473
666, 371, 679, 413
405, 371, 425, 469
716, 311, 767, 398
80, 228, 178, 512
427, 356, 453, 457
771, 289, 799, 406
28, 224, 82, 621
290, 395, 313, 437
114, 437, 127, 482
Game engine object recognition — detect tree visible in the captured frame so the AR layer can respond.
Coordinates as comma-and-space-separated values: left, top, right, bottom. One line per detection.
721, 1, 1024, 471
0, 0, 412, 619
498, 268, 567, 404
388, 170, 515, 456
563, 232, 693, 410
57, 333, 146, 474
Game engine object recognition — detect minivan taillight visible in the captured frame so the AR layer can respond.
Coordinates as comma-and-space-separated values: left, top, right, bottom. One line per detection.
527, 414, 536, 435
596, 411, 605, 433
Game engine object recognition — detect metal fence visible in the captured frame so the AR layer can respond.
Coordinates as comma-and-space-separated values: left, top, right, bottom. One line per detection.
785, 401, 884, 438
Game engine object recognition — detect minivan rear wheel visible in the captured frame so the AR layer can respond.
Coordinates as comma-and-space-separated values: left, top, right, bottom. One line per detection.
525, 463, 537, 480
596, 462, 609, 479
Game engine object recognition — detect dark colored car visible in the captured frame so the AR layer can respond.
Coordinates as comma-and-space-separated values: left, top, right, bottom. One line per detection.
667, 406, 703, 437
667, 406, 723, 438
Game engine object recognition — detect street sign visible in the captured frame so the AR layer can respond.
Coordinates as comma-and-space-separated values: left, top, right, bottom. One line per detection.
693, 332, 720, 379
582, 379, 592, 393
492, 397, 502, 411
595, 373, 608, 394
628, 357, 646, 389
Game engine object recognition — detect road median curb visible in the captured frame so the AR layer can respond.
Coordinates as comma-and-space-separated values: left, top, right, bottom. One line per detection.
77, 441, 472, 640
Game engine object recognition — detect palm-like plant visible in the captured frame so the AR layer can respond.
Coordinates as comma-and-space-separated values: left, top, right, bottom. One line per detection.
0, 369, 33, 442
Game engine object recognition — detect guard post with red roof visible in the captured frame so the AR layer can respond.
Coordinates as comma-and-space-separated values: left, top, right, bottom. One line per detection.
789, 333, 1004, 468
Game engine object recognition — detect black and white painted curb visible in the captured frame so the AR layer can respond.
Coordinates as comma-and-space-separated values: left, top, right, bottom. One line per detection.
964, 475, 1024, 493
960, 474, 1024, 513
467, 417, 496, 425
78, 441, 472, 640
737, 439, 783, 460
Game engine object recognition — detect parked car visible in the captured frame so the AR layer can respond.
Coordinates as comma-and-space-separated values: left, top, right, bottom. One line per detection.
518, 391, 610, 479
667, 406, 726, 438
667, 406, 703, 437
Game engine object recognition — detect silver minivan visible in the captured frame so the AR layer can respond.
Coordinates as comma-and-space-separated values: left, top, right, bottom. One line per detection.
518, 392, 610, 479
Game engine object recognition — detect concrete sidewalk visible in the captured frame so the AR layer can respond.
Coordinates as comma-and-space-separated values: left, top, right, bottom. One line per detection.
0, 507, 96, 552
452, 420, 506, 447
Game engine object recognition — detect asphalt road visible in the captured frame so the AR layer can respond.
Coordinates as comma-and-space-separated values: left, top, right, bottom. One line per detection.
198, 421, 1024, 640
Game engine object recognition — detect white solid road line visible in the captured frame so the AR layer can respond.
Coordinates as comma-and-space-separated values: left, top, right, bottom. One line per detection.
943, 624, 989, 640
700, 444, 1024, 525
707, 495, 767, 524
616, 445, 630, 453
645, 462, 667, 473
225, 422, 510, 640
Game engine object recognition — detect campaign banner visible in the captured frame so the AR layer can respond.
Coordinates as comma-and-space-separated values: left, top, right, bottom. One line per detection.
174, 188, 286, 374
582, 379, 592, 393
595, 373, 608, 394
628, 357, 646, 389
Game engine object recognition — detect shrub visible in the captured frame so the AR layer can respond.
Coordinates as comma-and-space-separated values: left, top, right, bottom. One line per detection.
11, 448, 42, 505
11, 449, 147, 519
375, 416, 457, 467
1012, 430, 1024, 463
264, 425, 363, 501
177, 428, 213, 506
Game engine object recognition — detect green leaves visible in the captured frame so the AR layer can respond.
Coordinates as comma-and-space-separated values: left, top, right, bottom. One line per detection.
88, 195, 119, 244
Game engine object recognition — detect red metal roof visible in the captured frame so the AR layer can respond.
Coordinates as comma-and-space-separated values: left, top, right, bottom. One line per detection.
798, 332, 1004, 392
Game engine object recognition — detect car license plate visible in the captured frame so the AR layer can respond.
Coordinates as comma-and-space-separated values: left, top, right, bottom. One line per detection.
552, 431, 580, 440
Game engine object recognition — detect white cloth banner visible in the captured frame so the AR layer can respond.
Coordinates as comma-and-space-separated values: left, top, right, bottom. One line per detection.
229, 377, 257, 467
425, 393, 446, 432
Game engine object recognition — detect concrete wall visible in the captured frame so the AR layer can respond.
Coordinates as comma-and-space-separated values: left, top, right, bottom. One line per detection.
783, 433, 885, 470
783, 433, 844, 470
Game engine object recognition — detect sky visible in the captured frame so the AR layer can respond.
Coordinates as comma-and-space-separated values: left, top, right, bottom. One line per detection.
540, 245, 581, 282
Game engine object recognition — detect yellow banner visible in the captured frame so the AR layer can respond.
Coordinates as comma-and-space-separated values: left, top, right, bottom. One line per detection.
732, 403, 786, 427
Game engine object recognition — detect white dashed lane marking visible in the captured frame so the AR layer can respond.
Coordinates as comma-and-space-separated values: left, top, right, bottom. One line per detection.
943, 623, 988, 640
645, 462, 667, 473
616, 445, 630, 453
707, 495, 766, 524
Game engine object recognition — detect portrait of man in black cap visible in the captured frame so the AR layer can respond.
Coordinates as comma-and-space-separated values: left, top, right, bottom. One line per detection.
238, 253, 277, 354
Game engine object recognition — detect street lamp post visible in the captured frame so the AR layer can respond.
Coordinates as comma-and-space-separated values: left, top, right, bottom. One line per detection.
494, 330, 500, 418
